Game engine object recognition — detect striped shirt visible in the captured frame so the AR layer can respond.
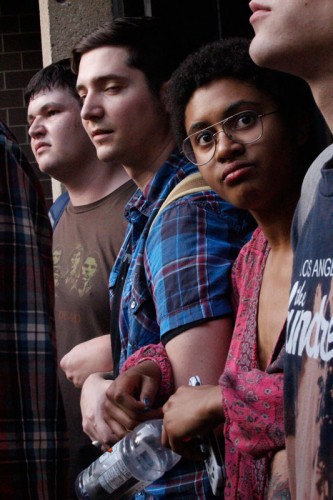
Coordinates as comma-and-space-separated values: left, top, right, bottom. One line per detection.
0, 121, 68, 499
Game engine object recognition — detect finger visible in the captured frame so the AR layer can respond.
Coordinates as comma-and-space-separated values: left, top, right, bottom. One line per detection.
107, 418, 131, 440
161, 423, 170, 448
103, 399, 140, 434
106, 378, 145, 413
82, 417, 114, 444
139, 376, 159, 409
112, 390, 146, 414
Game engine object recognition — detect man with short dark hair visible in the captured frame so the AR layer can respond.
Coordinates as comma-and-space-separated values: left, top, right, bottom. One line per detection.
26, 60, 136, 498
68, 17, 255, 497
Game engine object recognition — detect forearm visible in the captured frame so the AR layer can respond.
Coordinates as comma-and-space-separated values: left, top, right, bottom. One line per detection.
165, 317, 233, 388
60, 334, 112, 388
267, 449, 290, 499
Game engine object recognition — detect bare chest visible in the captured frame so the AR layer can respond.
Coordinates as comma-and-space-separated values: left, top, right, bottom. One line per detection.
257, 251, 292, 369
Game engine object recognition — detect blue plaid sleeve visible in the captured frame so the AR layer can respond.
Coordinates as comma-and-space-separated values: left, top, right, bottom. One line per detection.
145, 193, 248, 337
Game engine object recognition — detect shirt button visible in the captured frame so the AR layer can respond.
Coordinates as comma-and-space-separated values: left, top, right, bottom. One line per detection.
130, 300, 136, 310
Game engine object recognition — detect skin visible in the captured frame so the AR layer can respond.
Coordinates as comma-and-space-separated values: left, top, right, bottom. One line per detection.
60, 336, 112, 389
74, 46, 234, 446
159, 79, 305, 494
184, 79, 301, 218
77, 46, 174, 190
28, 86, 129, 205
28, 87, 94, 181
248, 0, 333, 132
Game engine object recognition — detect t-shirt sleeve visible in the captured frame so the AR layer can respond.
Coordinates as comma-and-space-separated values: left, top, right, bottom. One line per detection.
291, 144, 333, 250
145, 200, 241, 338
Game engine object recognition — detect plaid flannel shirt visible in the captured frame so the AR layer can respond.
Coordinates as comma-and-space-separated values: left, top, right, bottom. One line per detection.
0, 121, 68, 499
109, 150, 255, 498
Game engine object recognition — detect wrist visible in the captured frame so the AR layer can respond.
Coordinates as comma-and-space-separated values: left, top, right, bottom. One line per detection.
134, 360, 162, 382
204, 385, 224, 426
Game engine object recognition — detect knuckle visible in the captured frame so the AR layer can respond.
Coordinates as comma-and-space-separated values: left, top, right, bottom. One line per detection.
82, 420, 90, 434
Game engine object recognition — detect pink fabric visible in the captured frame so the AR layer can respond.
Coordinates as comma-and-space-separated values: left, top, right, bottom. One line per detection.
121, 229, 286, 499
220, 227, 285, 499
121, 343, 174, 407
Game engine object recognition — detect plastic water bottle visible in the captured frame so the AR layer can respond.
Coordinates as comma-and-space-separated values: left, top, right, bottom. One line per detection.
75, 419, 181, 499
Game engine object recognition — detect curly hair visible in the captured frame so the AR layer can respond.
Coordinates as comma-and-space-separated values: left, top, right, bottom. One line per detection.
167, 37, 323, 166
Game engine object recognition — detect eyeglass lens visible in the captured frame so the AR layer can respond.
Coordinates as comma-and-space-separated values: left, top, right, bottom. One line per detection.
183, 110, 263, 166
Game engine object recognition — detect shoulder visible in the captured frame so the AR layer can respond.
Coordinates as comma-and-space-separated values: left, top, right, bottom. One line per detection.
232, 228, 267, 279
302, 144, 333, 190
293, 144, 333, 246
49, 192, 70, 230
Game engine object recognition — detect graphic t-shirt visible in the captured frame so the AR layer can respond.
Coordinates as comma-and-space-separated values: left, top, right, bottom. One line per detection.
53, 180, 136, 497
286, 153, 333, 499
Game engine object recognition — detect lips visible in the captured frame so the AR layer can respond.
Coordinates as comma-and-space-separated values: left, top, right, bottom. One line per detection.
222, 162, 254, 184
249, 1, 270, 23
91, 129, 113, 140
35, 142, 50, 154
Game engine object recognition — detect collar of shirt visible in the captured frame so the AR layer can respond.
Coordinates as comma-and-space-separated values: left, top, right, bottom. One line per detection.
124, 148, 198, 224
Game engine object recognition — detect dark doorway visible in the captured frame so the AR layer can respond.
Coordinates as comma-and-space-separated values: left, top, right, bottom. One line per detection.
113, 0, 254, 50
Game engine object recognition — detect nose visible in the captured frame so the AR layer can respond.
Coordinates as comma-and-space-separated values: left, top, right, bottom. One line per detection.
28, 117, 45, 139
80, 92, 104, 121
214, 130, 245, 162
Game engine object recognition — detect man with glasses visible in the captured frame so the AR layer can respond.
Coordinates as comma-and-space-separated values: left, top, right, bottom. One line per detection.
64, 16, 255, 497
182, 109, 278, 166
249, 0, 333, 498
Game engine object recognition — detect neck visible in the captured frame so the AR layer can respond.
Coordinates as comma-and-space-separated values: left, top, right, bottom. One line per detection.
251, 190, 299, 252
310, 75, 333, 134
66, 161, 130, 206
123, 129, 176, 191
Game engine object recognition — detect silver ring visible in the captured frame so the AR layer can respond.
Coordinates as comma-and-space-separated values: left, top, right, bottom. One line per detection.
92, 440, 101, 448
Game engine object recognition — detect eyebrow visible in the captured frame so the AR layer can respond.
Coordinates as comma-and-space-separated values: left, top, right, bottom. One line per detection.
76, 74, 128, 92
187, 99, 262, 136
27, 101, 65, 121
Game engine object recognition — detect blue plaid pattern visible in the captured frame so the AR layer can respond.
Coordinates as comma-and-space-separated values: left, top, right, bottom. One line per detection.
109, 150, 255, 498
0, 121, 68, 499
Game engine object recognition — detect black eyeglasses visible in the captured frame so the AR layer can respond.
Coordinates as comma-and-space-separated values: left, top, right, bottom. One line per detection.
183, 110, 278, 166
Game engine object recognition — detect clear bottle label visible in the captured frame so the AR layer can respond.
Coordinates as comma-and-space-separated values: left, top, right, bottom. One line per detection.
84, 441, 149, 499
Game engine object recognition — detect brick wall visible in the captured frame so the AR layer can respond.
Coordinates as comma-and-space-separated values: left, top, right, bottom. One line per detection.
0, 0, 53, 207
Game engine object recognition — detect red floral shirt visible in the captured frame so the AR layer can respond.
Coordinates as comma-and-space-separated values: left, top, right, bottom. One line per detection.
221, 227, 285, 499
123, 228, 286, 499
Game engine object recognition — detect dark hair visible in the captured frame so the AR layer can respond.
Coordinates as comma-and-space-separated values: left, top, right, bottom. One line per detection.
25, 58, 79, 105
72, 16, 191, 97
168, 37, 325, 165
